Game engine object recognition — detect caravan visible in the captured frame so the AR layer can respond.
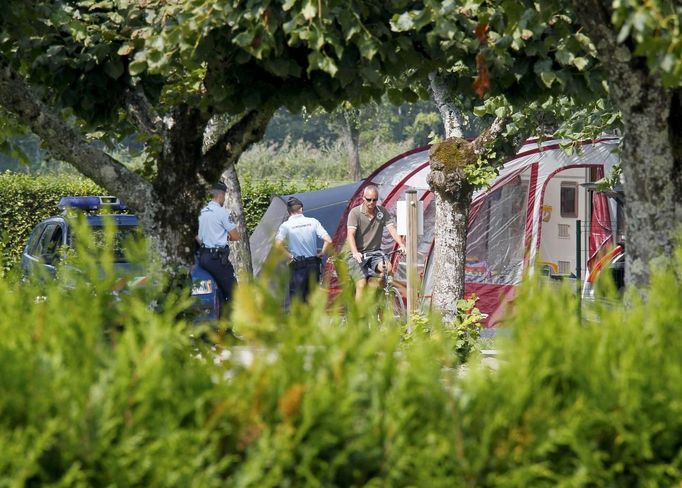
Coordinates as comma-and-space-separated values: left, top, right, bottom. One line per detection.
325, 137, 621, 325
250, 137, 622, 325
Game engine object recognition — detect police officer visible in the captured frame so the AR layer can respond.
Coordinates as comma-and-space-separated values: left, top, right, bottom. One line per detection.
275, 197, 332, 304
197, 181, 240, 317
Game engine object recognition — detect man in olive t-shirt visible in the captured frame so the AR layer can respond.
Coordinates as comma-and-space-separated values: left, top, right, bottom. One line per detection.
346, 184, 406, 301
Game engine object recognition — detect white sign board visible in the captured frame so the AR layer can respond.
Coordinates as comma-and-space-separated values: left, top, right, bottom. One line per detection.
396, 200, 424, 236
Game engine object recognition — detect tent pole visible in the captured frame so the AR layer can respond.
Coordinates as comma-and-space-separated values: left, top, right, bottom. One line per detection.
406, 190, 419, 315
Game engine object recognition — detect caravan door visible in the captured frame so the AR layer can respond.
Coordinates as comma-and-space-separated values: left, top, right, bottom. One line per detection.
538, 167, 590, 279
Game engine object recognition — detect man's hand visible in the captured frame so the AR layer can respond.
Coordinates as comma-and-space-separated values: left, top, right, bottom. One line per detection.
352, 251, 363, 263
398, 244, 407, 255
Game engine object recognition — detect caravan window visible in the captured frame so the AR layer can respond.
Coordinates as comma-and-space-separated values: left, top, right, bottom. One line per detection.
560, 182, 578, 218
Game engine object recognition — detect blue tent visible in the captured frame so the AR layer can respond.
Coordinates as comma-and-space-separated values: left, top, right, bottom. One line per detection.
249, 182, 361, 275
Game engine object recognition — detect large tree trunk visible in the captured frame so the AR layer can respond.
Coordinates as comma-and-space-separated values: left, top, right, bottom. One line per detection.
427, 72, 474, 321
428, 71, 467, 139
427, 139, 475, 322
340, 108, 362, 180
222, 164, 253, 277
571, 0, 682, 288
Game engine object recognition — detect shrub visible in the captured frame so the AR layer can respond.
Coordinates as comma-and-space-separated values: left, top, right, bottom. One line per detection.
0, 172, 323, 273
2, 220, 682, 486
0, 172, 102, 275
240, 176, 326, 233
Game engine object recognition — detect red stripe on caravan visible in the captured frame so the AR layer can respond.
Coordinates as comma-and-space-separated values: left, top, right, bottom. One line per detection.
522, 162, 540, 270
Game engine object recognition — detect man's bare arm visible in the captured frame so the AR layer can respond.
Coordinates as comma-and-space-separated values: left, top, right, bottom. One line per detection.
386, 224, 406, 252
347, 227, 363, 262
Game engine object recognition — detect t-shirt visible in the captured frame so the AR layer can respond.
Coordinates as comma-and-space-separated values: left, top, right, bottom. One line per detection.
346, 204, 395, 253
276, 214, 330, 258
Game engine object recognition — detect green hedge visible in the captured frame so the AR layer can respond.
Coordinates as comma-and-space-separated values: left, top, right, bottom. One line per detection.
0, 172, 324, 274
0, 172, 102, 275
241, 175, 326, 232
2, 233, 682, 486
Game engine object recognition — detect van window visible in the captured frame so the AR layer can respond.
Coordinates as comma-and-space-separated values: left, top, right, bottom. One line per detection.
560, 182, 578, 218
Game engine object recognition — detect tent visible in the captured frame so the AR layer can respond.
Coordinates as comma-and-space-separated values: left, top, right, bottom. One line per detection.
325, 137, 621, 325
250, 182, 361, 275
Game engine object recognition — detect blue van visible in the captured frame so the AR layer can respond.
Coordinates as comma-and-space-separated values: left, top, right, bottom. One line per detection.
21, 196, 220, 320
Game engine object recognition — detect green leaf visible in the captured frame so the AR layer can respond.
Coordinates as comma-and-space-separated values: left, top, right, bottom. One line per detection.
302, 0, 317, 21
391, 12, 415, 32
572, 56, 589, 71
104, 58, 124, 79
128, 58, 147, 76
540, 71, 556, 87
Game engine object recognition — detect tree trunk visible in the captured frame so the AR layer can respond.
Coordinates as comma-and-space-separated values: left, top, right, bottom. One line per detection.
340, 108, 362, 180
0, 61, 272, 276
222, 164, 253, 277
427, 71, 474, 321
203, 114, 255, 278
571, 0, 682, 288
427, 139, 476, 322
429, 71, 467, 139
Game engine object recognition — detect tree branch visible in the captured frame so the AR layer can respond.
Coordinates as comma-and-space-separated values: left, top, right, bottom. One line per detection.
124, 84, 163, 136
200, 108, 275, 181
429, 70, 467, 139
0, 60, 153, 211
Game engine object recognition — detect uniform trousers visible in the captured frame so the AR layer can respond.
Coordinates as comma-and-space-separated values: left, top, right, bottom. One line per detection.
199, 248, 235, 317
288, 257, 322, 304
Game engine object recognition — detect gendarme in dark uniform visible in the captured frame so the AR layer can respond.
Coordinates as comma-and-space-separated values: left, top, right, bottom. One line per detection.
275, 197, 332, 304
197, 181, 240, 317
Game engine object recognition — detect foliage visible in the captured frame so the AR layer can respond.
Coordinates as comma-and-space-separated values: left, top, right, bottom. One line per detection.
3, 218, 682, 485
406, 294, 484, 364
611, 0, 682, 87
0, 172, 102, 275
240, 175, 327, 233
0, 172, 320, 273
239, 137, 413, 186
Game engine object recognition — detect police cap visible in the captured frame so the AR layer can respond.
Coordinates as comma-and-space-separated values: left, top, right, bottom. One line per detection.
212, 181, 227, 192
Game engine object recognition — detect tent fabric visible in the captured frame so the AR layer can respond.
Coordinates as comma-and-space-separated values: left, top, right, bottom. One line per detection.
250, 182, 361, 275
326, 136, 621, 325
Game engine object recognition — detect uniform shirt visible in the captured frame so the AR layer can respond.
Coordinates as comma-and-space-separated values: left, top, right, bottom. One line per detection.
276, 214, 330, 258
346, 204, 395, 253
198, 201, 236, 248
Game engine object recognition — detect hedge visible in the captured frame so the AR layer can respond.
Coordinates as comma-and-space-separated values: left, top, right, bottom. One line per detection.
0, 172, 103, 275
1, 233, 682, 486
0, 172, 325, 274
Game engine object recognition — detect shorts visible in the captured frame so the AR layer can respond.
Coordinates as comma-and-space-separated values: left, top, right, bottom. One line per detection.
347, 253, 383, 281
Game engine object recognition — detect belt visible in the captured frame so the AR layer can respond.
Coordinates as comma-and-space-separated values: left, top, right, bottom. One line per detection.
290, 256, 321, 268
200, 246, 229, 255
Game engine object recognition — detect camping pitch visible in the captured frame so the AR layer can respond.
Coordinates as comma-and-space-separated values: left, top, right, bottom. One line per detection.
323, 136, 621, 325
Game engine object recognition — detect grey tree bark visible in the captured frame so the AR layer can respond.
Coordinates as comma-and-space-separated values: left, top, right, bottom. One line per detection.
428, 71, 471, 320
203, 115, 255, 277
428, 71, 525, 321
222, 164, 253, 277
571, 0, 682, 288
0, 59, 272, 275
340, 108, 362, 180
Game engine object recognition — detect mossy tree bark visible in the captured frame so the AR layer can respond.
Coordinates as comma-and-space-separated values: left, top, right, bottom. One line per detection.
223, 164, 253, 277
427, 139, 476, 321
428, 71, 525, 321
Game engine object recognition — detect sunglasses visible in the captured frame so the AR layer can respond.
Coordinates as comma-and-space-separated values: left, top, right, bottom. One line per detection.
364, 197, 378, 202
